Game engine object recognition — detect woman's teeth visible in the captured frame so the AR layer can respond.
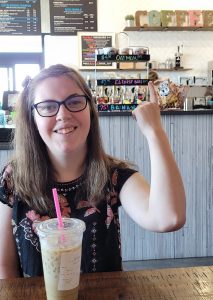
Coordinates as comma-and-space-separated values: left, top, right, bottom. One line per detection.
56, 127, 75, 134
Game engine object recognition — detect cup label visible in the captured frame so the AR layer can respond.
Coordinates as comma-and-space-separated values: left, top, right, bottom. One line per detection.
58, 247, 81, 290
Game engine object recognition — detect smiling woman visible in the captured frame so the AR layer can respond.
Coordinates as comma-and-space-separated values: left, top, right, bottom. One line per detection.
0, 64, 185, 279
32, 74, 91, 164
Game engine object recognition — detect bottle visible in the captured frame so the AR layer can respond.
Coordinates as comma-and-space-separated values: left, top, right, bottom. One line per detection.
0, 105, 6, 128
175, 45, 183, 68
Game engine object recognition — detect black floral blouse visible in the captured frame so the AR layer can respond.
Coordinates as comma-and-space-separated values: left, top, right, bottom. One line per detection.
0, 166, 137, 277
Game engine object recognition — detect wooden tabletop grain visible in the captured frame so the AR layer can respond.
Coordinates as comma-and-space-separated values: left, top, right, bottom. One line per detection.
0, 265, 213, 300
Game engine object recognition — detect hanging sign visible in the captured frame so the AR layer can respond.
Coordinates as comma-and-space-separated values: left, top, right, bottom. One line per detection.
0, 0, 41, 35
49, 0, 97, 35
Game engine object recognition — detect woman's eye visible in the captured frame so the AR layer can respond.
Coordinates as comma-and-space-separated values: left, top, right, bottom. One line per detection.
72, 100, 81, 105
67, 98, 83, 106
39, 103, 57, 111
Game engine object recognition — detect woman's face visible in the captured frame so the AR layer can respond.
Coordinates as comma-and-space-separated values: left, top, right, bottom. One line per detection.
33, 75, 91, 160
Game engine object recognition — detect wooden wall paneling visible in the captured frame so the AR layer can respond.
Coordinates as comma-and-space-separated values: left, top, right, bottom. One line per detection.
119, 208, 136, 261
133, 116, 174, 261
99, 114, 213, 260
195, 115, 209, 257
122, 116, 137, 260
172, 116, 197, 257
206, 115, 213, 256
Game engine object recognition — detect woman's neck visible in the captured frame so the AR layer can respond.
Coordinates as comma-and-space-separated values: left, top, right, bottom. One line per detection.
49, 150, 86, 183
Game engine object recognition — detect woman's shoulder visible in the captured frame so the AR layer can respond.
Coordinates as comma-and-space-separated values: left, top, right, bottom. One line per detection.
0, 164, 15, 207
110, 165, 138, 191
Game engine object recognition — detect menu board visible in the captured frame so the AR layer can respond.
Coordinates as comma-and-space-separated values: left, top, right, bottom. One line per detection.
97, 104, 138, 112
78, 32, 116, 69
0, 0, 41, 35
49, 0, 97, 35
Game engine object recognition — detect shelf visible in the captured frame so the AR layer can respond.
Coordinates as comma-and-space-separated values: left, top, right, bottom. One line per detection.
153, 68, 192, 72
124, 26, 213, 32
117, 68, 192, 72
96, 79, 149, 86
96, 54, 150, 62
99, 109, 213, 116
82, 68, 192, 72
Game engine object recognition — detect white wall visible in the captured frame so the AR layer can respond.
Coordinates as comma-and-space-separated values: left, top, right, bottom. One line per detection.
98, 0, 213, 32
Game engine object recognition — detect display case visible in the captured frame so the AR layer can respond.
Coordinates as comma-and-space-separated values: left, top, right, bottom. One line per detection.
94, 51, 150, 112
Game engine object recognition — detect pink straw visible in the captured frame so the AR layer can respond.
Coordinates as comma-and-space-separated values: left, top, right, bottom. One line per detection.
52, 188, 64, 229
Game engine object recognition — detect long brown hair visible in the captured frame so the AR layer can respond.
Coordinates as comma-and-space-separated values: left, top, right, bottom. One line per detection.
11, 64, 130, 214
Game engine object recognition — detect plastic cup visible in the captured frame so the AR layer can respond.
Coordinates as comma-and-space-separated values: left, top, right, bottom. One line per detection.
37, 218, 85, 300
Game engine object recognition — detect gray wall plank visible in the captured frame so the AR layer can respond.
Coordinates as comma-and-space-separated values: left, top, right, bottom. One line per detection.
99, 114, 213, 260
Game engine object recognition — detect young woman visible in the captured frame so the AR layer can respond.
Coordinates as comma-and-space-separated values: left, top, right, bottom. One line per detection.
0, 64, 186, 278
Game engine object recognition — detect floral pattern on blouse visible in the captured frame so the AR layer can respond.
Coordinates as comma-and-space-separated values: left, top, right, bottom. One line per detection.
0, 166, 137, 276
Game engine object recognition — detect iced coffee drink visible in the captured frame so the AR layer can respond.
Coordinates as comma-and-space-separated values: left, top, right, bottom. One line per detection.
37, 218, 85, 300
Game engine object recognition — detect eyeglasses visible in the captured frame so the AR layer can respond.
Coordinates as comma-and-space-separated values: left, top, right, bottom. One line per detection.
32, 94, 88, 117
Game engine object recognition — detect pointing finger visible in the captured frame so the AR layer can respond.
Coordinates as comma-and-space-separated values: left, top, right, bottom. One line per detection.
148, 81, 158, 104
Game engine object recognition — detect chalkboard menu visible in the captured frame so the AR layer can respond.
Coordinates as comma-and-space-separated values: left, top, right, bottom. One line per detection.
97, 104, 138, 112
0, 0, 41, 35
78, 32, 116, 69
97, 79, 149, 86
49, 0, 97, 35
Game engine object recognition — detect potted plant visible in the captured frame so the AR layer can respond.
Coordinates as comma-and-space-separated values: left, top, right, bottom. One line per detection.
125, 15, 135, 27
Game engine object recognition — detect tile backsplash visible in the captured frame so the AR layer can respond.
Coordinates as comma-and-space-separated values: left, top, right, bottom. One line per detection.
127, 30, 213, 84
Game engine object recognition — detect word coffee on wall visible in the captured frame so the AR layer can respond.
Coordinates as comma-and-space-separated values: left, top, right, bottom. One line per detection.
135, 10, 213, 27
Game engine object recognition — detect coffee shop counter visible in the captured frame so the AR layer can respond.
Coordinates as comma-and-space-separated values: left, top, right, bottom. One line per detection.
99, 108, 213, 116
1, 109, 213, 262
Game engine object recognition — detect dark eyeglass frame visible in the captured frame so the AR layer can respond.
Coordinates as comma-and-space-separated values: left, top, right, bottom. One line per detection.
32, 94, 88, 117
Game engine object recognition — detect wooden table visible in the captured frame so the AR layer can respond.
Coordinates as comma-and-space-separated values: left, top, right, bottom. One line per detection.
0, 266, 213, 299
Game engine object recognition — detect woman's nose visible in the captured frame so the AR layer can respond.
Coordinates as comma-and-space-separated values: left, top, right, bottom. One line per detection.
56, 103, 71, 120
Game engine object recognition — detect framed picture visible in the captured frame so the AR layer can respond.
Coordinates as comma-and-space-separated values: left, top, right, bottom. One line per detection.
78, 32, 116, 70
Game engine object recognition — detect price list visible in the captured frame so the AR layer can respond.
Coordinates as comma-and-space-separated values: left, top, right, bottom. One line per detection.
0, 0, 41, 35
50, 0, 97, 35
81, 35, 113, 67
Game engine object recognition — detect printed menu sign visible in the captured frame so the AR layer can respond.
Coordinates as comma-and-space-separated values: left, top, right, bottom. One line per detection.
49, 0, 97, 35
78, 32, 116, 69
0, 0, 41, 35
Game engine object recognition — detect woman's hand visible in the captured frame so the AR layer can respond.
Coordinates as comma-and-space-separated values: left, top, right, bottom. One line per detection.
132, 81, 163, 138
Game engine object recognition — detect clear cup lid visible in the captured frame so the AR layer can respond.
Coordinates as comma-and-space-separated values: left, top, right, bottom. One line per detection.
36, 217, 85, 237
